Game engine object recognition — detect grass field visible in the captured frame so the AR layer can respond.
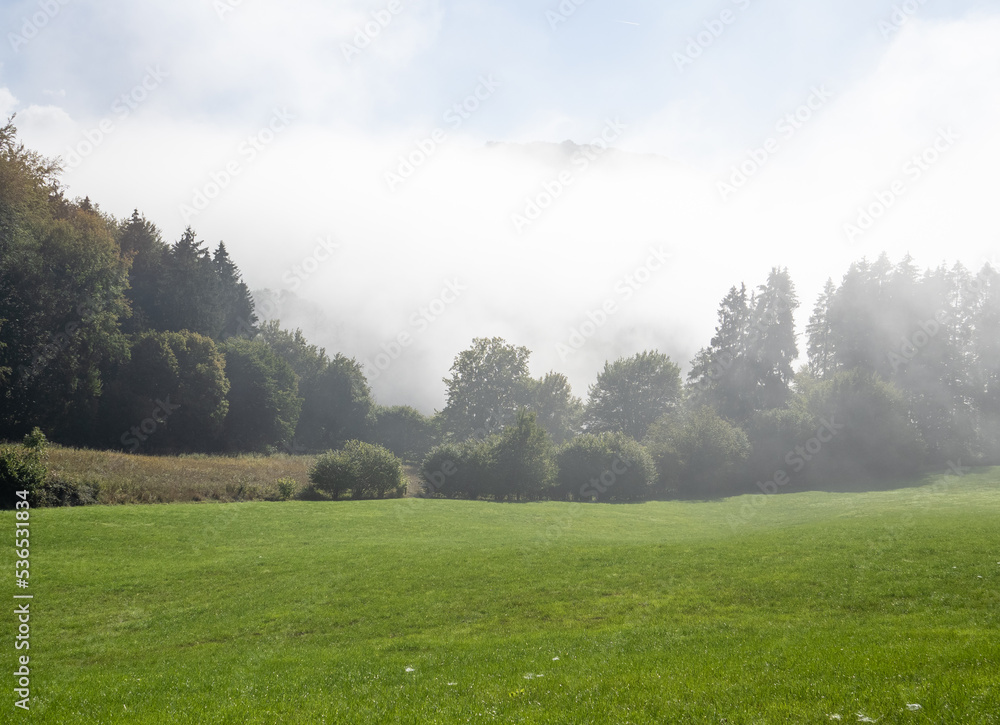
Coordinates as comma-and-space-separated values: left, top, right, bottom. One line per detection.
5, 467, 999, 723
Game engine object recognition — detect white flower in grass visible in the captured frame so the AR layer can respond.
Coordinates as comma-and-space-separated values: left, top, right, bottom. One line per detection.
856, 713, 876, 723
827, 716, 841, 721
906, 704, 922, 711
447, 682, 457, 686
553, 657, 560, 661
405, 667, 415, 672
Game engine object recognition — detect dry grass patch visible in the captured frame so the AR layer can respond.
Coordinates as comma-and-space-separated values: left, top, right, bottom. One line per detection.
44, 446, 317, 505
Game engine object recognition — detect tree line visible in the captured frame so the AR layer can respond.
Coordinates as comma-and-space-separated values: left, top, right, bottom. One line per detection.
3, 122, 999, 501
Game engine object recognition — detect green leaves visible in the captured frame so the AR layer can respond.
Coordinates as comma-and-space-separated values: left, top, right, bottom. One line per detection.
442, 337, 531, 440
221, 338, 301, 453
309, 441, 405, 500
584, 351, 681, 440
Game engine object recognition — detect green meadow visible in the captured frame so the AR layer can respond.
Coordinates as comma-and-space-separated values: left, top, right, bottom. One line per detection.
7, 468, 1000, 723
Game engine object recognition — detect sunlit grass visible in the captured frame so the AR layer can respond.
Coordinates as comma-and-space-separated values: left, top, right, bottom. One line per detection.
7, 467, 999, 722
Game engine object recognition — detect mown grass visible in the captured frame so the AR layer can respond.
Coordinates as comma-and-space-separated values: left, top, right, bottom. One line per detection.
5, 468, 999, 723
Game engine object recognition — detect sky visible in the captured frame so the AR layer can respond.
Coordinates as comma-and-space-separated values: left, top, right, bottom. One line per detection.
2, 0, 999, 412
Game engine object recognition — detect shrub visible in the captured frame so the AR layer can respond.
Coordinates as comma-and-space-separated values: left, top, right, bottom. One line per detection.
555, 432, 657, 502
33, 476, 101, 507
419, 441, 488, 498
373, 405, 438, 462
0, 428, 49, 509
742, 407, 814, 493
309, 441, 406, 500
275, 477, 297, 500
484, 410, 555, 501
797, 369, 926, 487
644, 408, 750, 498
421, 411, 556, 501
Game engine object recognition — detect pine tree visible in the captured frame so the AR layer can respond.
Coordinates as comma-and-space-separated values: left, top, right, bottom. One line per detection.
213, 242, 257, 339
747, 267, 799, 410
687, 284, 755, 421
156, 228, 224, 337
806, 279, 837, 378
118, 210, 168, 334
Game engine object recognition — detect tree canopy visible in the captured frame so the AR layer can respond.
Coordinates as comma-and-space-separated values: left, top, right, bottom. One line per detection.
584, 351, 682, 440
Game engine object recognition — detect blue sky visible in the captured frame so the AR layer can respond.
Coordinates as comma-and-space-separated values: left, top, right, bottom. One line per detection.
2, 0, 986, 143
2, 0, 999, 410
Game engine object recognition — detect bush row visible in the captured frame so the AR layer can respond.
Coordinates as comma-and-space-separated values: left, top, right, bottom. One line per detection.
418, 411, 661, 502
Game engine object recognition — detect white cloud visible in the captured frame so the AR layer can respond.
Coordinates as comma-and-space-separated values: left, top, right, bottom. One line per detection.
5, 6, 999, 411
0, 87, 18, 120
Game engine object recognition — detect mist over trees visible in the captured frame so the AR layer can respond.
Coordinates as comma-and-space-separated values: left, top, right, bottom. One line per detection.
4, 124, 1000, 500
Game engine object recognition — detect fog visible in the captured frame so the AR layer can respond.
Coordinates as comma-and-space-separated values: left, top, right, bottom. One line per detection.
3, 0, 999, 412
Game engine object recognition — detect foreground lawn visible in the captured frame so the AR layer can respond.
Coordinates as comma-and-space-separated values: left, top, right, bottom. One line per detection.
6, 468, 1000, 723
